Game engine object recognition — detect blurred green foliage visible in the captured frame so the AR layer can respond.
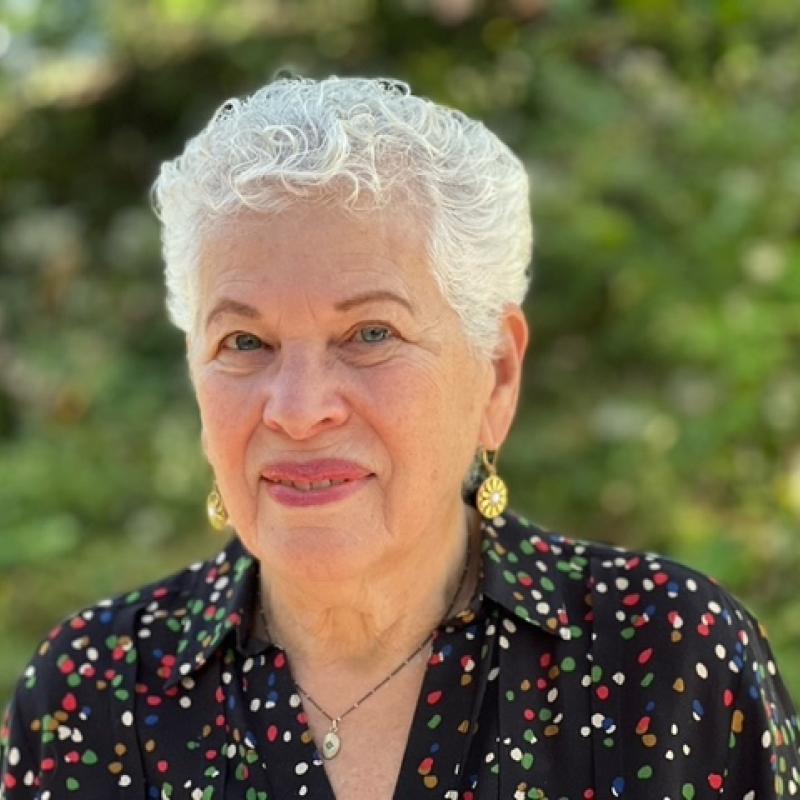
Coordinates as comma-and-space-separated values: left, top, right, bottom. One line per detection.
1, 0, 798, 706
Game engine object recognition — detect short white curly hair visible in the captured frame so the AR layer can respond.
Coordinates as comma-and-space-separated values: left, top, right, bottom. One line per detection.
150, 74, 533, 360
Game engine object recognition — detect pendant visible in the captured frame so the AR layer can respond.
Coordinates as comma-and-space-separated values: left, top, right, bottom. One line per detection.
322, 729, 341, 759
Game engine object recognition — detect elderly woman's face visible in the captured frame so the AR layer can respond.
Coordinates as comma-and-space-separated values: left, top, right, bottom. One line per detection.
187, 203, 512, 580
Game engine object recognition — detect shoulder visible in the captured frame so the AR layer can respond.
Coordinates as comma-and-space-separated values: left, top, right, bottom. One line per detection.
497, 509, 788, 697
7, 536, 249, 721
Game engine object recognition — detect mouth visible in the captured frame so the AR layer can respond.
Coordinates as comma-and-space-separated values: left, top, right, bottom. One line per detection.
265, 477, 355, 492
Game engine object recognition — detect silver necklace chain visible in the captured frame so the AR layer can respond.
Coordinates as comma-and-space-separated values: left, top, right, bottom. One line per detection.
256, 534, 473, 760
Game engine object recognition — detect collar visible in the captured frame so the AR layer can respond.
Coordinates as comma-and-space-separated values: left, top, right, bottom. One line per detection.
162, 508, 586, 689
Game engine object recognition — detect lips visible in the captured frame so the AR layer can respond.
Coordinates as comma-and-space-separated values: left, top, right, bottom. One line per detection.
260, 459, 373, 507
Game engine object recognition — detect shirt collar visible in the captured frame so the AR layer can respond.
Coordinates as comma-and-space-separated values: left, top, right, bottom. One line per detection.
163, 508, 584, 689
479, 509, 584, 642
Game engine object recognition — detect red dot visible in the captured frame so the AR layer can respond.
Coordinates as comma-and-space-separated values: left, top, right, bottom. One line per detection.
426, 690, 443, 706
266, 725, 278, 742
584, 790, 595, 799
708, 773, 723, 791
622, 593, 641, 607
418, 757, 434, 775
596, 685, 610, 701
157, 760, 169, 773
723, 689, 734, 707
637, 648, 654, 665
523, 708, 536, 721
62, 693, 77, 712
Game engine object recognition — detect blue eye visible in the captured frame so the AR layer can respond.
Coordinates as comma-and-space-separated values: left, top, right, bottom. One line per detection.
226, 333, 263, 351
358, 326, 393, 344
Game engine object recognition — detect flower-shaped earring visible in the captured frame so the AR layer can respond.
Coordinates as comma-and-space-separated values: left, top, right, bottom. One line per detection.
475, 448, 508, 520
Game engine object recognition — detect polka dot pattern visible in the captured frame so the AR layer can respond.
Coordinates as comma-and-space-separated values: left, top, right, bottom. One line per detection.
2, 508, 799, 797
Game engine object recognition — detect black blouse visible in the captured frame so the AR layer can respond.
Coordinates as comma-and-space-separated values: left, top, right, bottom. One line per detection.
2, 509, 799, 799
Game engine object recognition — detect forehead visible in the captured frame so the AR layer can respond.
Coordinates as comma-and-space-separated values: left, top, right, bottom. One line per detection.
197, 202, 437, 303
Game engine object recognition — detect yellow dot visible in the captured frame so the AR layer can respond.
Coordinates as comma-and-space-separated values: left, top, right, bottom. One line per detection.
457, 720, 470, 734
544, 725, 560, 737
108, 762, 123, 774
732, 710, 744, 733
423, 775, 438, 789
114, 743, 127, 757
145, 739, 156, 752
672, 678, 685, 693
642, 734, 657, 748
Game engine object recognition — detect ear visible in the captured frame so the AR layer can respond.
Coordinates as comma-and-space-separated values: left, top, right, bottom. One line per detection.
478, 305, 529, 450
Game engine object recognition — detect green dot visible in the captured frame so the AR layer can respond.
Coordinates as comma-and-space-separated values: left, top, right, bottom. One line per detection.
591, 665, 603, 683
640, 672, 654, 688
66, 778, 80, 791
520, 540, 534, 555
427, 714, 442, 730
603, 736, 615, 748
621, 627, 635, 640
515, 605, 531, 620
637, 765, 653, 779
523, 728, 536, 744
67, 674, 82, 688
521, 752, 534, 770
539, 708, 552, 722
81, 750, 98, 765
235, 763, 248, 780
681, 783, 695, 800
561, 657, 576, 672
114, 689, 129, 702
503, 570, 516, 584
505, 690, 515, 702
540, 577, 555, 592
507, 552, 519, 564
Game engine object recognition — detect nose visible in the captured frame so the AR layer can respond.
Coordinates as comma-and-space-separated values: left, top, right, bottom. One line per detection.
260, 343, 349, 440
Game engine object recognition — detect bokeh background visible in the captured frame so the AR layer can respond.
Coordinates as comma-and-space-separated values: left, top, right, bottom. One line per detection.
1, 0, 799, 708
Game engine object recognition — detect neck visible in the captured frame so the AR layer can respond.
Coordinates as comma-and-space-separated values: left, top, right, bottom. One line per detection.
255, 504, 481, 677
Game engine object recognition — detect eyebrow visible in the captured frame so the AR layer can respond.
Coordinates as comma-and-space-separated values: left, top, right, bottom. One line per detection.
204, 290, 414, 330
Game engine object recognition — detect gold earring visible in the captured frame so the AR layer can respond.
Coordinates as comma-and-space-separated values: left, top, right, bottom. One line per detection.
206, 481, 229, 531
475, 448, 508, 520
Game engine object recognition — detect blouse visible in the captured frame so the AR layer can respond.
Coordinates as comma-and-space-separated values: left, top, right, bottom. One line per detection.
2, 508, 799, 799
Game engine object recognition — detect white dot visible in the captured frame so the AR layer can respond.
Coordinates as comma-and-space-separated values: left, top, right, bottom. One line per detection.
295, 762, 309, 775
121, 711, 133, 727
695, 662, 708, 679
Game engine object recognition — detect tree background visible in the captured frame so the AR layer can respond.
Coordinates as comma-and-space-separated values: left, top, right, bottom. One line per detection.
1, 0, 799, 708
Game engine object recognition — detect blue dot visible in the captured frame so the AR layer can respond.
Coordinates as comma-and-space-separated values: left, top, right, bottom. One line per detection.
612, 776, 625, 796
100, 611, 114, 624
644, 604, 657, 618
441, 644, 453, 657
268, 690, 279, 703
667, 581, 679, 594
692, 700, 704, 717
430, 742, 440, 754
645, 700, 656, 712
144, 714, 160, 727
81, 706, 92, 718
267, 673, 276, 687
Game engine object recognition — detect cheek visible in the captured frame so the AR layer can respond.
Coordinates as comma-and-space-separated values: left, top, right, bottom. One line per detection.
195, 373, 261, 464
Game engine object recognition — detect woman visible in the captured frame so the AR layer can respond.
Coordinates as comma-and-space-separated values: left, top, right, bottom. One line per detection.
2, 75, 798, 799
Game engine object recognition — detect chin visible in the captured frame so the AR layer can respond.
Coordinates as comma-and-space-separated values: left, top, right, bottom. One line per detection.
255, 521, 379, 583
